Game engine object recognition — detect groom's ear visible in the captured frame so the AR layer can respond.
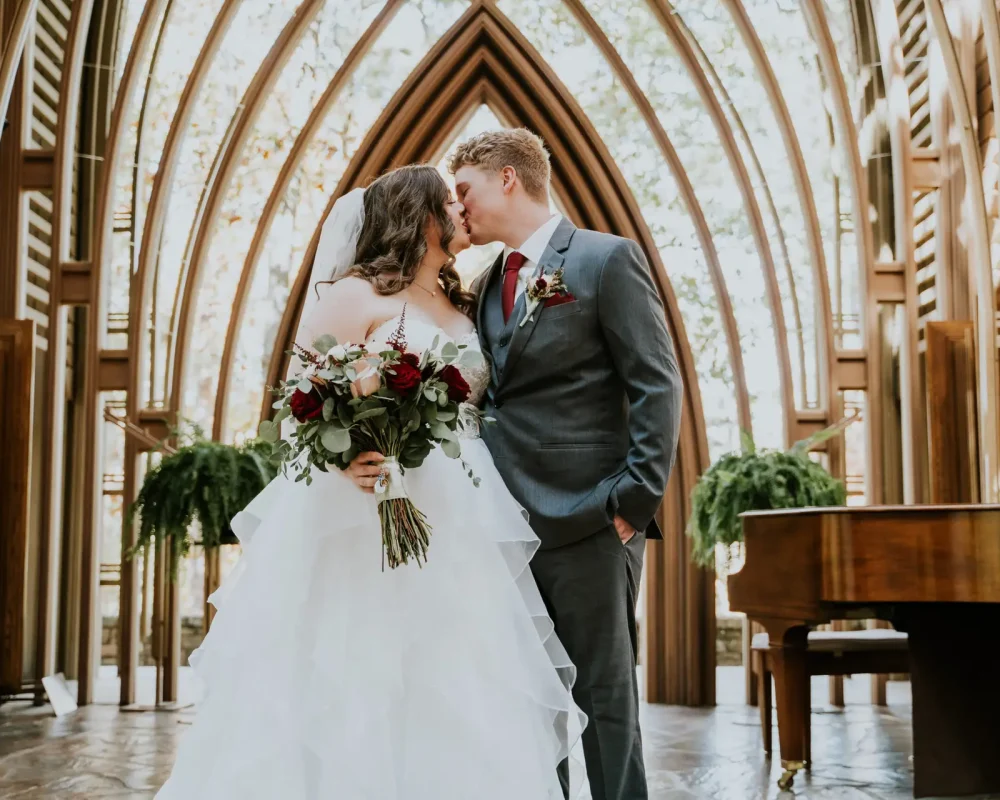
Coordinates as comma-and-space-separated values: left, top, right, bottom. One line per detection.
501, 166, 517, 195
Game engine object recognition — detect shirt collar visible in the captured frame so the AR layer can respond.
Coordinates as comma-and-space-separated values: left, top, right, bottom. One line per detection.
503, 213, 563, 266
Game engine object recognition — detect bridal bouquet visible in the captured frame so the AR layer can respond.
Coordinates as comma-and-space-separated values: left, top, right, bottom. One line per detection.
259, 311, 486, 569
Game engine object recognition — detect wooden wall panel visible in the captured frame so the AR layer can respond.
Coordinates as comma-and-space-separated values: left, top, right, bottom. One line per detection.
925, 321, 979, 503
0, 319, 33, 695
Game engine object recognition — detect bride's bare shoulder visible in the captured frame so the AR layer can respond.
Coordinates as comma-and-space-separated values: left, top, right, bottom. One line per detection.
316, 275, 377, 302
301, 277, 386, 344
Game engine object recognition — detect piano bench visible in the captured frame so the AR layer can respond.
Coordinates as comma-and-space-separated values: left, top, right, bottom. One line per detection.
751, 629, 910, 762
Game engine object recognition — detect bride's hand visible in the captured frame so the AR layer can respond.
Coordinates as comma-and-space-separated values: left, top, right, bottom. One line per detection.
348, 452, 385, 493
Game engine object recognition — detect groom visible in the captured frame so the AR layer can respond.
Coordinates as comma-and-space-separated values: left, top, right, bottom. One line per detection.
451, 129, 683, 800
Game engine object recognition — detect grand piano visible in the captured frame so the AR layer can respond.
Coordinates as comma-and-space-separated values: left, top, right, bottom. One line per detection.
728, 505, 1000, 797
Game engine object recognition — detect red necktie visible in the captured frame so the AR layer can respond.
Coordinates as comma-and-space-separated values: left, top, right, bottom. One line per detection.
502, 251, 526, 323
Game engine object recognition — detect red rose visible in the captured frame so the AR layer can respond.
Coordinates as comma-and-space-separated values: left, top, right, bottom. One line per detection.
439, 364, 471, 403
536, 277, 548, 290
289, 388, 324, 422
386, 353, 423, 396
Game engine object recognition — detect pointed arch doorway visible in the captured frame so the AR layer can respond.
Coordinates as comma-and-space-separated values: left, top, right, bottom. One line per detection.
257, 2, 715, 706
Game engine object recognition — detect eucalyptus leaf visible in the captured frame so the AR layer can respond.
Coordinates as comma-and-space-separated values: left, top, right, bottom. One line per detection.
295, 378, 314, 394
312, 334, 338, 353
258, 420, 278, 443
273, 405, 292, 424
320, 426, 352, 454
354, 407, 387, 422
459, 349, 484, 368
441, 342, 460, 362
322, 398, 335, 421
441, 438, 461, 459
430, 421, 456, 441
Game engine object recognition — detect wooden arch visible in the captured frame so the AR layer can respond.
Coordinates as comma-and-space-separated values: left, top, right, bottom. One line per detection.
260, 1, 714, 705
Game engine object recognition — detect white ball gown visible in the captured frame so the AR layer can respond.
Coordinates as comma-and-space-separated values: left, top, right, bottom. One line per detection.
155, 315, 586, 799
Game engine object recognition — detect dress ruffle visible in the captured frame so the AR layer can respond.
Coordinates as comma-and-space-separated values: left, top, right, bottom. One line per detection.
156, 439, 585, 799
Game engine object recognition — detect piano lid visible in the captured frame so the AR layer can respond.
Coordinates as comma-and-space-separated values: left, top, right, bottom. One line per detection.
729, 504, 1000, 619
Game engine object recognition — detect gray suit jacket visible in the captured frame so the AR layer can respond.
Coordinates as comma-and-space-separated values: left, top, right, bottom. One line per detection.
473, 218, 683, 549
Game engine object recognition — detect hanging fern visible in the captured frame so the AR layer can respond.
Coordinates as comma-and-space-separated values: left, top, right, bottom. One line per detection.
686, 416, 855, 570
126, 437, 277, 571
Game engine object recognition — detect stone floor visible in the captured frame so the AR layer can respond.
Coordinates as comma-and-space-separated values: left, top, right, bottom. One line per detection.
0, 667, 995, 799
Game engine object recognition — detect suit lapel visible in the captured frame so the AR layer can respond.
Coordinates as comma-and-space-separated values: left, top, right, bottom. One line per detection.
476, 250, 503, 374
476, 252, 504, 347
498, 218, 575, 392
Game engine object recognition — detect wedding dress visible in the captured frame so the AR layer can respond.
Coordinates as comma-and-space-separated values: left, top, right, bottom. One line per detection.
155, 314, 585, 799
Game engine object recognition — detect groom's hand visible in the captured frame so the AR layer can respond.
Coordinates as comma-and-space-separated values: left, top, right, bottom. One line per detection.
348, 451, 385, 493
614, 515, 636, 545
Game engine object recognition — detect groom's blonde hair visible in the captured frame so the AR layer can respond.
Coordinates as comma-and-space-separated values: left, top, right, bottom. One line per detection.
448, 128, 551, 202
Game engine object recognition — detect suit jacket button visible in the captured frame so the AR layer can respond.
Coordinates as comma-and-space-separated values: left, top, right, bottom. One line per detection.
495, 401, 504, 409
499, 338, 509, 347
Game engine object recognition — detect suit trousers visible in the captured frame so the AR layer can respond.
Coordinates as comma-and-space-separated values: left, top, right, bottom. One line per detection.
529, 526, 647, 800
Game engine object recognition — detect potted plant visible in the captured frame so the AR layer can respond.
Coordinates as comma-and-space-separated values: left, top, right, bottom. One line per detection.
686, 416, 856, 570
126, 432, 277, 571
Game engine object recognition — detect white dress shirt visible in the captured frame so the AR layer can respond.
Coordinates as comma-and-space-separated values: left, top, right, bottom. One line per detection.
502, 213, 564, 300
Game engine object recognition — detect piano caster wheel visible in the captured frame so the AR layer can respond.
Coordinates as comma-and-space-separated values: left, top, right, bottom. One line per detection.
777, 761, 804, 792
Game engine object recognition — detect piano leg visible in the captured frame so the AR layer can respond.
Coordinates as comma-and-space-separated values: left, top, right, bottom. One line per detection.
762, 621, 809, 791
895, 605, 1000, 798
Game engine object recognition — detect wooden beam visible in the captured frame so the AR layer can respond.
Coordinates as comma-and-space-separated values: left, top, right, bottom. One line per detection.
98, 349, 129, 391
925, 321, 979, 503
911, 147, 941, 189
0, 44, 23, 320
78, 0, 169, 707
0, 0, 38, 131
873, 0, 927, 505
136, 408, 173, 450
834, 350, 868, 391
872, 263, 907, 302
60, 261, 92, 304
19, 148, 54, 189
926, 0, 1000, 502
0, 319, 33, 695
791, 410, 831, 447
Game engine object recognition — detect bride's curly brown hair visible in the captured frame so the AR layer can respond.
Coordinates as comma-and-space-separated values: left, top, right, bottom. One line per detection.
335, 164, 476, 318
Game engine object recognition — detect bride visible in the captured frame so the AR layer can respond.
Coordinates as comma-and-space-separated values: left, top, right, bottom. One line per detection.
155, 164, 585, 799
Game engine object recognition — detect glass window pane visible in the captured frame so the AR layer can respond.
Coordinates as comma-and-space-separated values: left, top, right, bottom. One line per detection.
216, 0, 469, 440
675, 0, 823, 414
741, 0, 862, 350
143, 0, 304, 408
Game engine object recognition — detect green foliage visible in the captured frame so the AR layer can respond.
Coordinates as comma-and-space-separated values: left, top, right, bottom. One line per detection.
126, 436, 277, 571
686, 417, 856, 569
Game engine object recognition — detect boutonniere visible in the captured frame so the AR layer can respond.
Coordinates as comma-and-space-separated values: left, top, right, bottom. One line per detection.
520, 268, 571, 327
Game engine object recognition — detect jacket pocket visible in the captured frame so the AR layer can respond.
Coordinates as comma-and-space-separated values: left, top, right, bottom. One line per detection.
537, 301, 583, 322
